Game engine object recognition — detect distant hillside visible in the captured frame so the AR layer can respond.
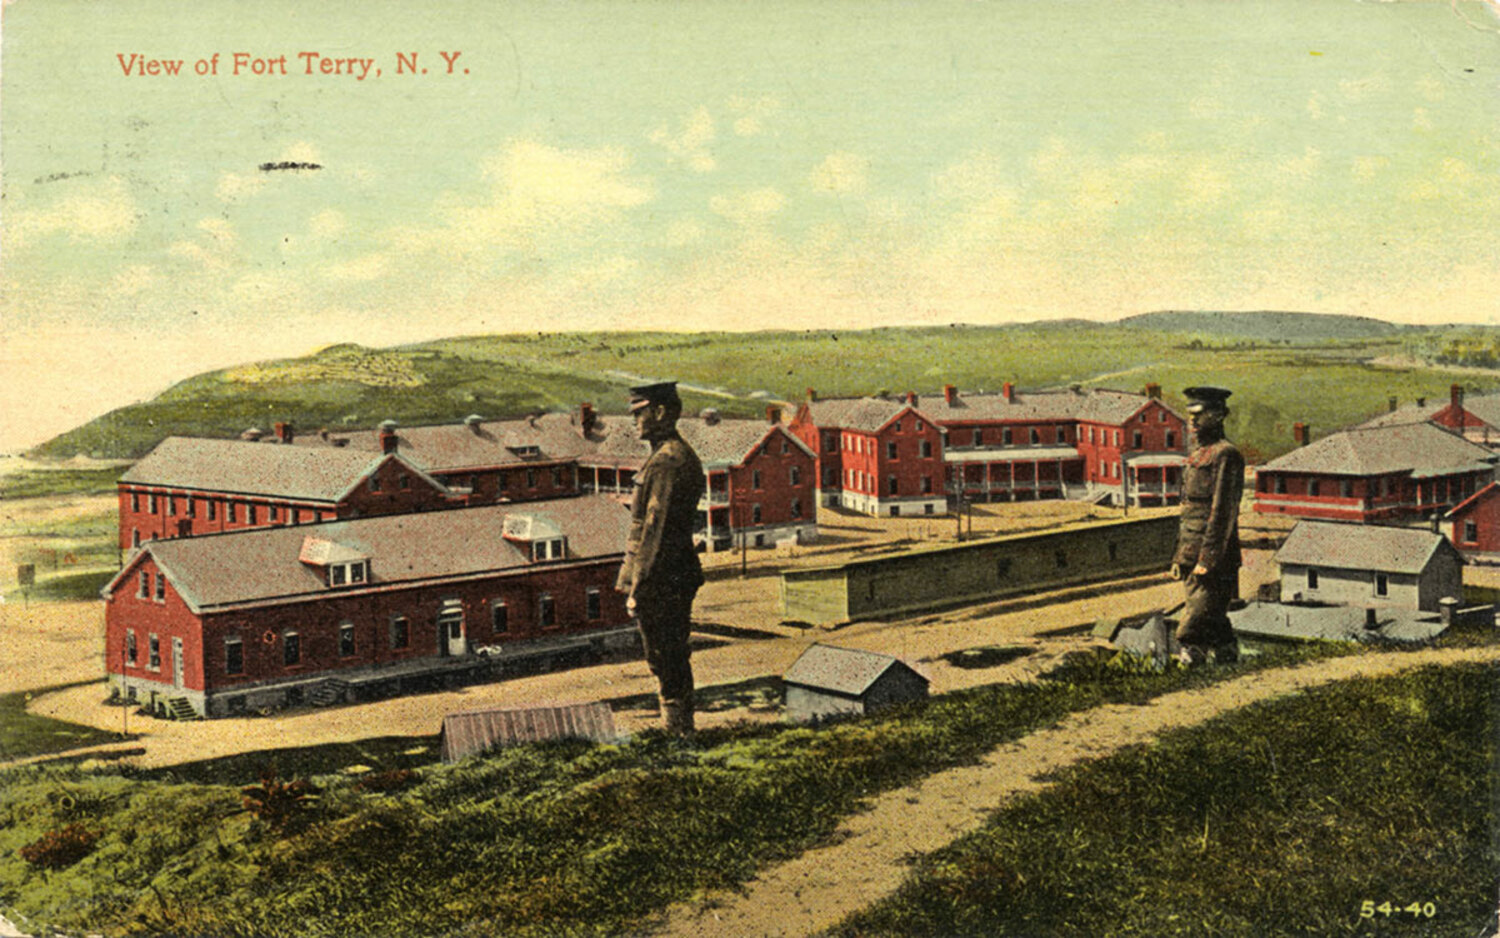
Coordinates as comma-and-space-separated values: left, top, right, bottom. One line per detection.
1115, 311, 1405, 341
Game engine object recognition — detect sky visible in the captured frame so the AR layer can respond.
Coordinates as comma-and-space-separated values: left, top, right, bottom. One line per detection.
3, 0, 1498, 452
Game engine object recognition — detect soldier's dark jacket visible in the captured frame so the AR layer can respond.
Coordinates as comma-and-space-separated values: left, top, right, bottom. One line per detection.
1173, 438, 1244, 574
617, 434, 706, 599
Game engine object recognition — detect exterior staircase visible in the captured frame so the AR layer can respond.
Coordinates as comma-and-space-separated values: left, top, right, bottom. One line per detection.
309, 678, 350, 708
165, 697, 200, 721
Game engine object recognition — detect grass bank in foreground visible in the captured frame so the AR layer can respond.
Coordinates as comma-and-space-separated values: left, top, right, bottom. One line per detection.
831, 661, 1498, 938
0, 641, 1352, 938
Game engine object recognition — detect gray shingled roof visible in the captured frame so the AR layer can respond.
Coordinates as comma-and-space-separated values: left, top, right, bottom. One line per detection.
1274, 520, 1458, 575
106, 495, 630, 611
1359, 392, 1500, 434
919, 387, 1170, 425
803, 398, 934, 433
1230, 601, 1447, 644
1259, 422, 1497, 478
120, 437, 405, 502
782, 643, 927, 696
677, 419, 814, 468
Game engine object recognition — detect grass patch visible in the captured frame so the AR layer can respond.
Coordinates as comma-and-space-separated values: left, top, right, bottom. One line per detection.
0, 467, 124, 499
134, 736, 443, 787
0, 682, 132, 762
0, 640, 1360, 937
832, 661, 1498, 938
4, 569, 116, 604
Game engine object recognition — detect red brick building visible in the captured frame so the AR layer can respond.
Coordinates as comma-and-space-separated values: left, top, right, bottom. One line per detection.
788, 392, 947, 517
117, 433, 456, 550
676, 410, 818, 549
1254, 422, 1498, 523
1361, 384, 1500, 447
101, 496, 634, 718
1446, 482, 1500, 556
921, 383, 1187, 507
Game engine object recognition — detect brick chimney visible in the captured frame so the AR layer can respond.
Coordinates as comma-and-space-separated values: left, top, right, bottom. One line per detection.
273, 421, 294, 444
378, 420, 399, 454
701, 408, 721, 426
1452, 383, 1465, 412
1144, 383, 1161, 400
578, 402, 596, 434
1293, 422, 1310, 447
943, 384, 958, 405
1002, 382, 1015, 403
766, 404, 783, 424
904, 391, 917, 406
806, 387, 818, 402
1416, 397, 1427, 407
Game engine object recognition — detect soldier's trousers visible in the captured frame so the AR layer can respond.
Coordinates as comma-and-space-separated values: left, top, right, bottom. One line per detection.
636, 589, 696, 707
1176, 569, 1238, 649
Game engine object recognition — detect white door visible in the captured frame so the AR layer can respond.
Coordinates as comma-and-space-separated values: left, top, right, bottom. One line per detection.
171, 638, 184, 688
438, 600, 466, 656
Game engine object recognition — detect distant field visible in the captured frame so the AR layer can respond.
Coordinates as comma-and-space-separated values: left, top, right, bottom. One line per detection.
30, 324, 1500, 462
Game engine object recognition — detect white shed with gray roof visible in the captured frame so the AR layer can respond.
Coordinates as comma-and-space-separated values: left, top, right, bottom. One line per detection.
782, 644, 929, 723
1274, 520, 1463, 612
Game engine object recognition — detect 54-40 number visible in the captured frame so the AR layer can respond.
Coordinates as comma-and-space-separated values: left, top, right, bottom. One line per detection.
1360, 900, 1436, 919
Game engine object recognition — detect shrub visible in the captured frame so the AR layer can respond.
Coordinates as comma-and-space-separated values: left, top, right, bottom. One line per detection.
240, 766, 320, 829
19, 823, 100, 870
355, 768, 417, 793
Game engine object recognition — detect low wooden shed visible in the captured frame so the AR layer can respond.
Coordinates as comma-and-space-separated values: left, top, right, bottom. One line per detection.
440, 701, 617, 763
782, 644, 929, 723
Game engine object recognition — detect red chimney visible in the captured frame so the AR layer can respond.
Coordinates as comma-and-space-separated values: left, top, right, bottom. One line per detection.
766, 405, 783, 424
1452, 383, 1465, 412
273, 421, 294, 444
1003, 382, 1015, 403
1144, 383, 1161, 400
806, 387, 818, 402
378, 420, 399, 454
1293, 422, 1310, 447
579, 402, 596, 434
905, 391, 917, 406
943, 384, 958, 405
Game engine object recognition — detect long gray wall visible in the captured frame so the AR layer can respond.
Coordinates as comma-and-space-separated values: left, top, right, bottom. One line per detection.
781, 515, 1178, 626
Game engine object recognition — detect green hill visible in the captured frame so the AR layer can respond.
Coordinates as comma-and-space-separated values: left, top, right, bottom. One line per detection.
1115, 310, 1407, 341
30, 322, 1499, 465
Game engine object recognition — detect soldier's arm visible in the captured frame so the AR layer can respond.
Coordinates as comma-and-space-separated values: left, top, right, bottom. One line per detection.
629, 462, 677, 594
1197, 447, 1245, 572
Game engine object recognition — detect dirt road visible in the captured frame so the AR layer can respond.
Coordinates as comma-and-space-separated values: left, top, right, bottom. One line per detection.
651, 644, 1500, 938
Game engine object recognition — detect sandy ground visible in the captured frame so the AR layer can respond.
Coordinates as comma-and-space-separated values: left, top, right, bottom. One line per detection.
651, 643, 1500, 938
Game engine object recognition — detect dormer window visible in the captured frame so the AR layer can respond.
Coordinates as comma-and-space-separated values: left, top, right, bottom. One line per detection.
503, 513, 566, 562
532, 538, 566, 561
300, 536, 372, 588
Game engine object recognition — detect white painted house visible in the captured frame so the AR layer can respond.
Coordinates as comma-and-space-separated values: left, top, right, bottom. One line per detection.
1274, 520, 1464, 612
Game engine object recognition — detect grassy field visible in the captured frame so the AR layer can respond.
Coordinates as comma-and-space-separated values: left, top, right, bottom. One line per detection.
0, 466, 125, 499
31, 323, 1500, 463
0, 640, 1363, 938
831, 661, 1498, 938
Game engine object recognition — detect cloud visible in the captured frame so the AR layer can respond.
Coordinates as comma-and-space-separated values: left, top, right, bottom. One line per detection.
810, 152, 869, 194
648, 107, 716, 172
727, 95, 780, 137
9, 176, 139, 247
108, 265, 157, 297
709, 187, 786, 226
216, 172, 265, 202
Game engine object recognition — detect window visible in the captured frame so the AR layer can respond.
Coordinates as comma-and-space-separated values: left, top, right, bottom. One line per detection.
885, 441, 898, 460
398, 474, 411, 490
131, 491, 141, 512
1273, 476, 1286, 495
586, 587, 602, 620
491, 601, 509, 634
370, 474, 382, 492
791, 498, 802, 519
1165, 431, 1176, 449
824, 432, 838, 452
752, 503, 763, 524
781, 438, 790, 455
269, 505, 279, 522
789, 465, 801, 486
339, 623, 355, 657
924, 504, 934, 514
186, 497, 195, 518
916, 420, 924, 431
526, 469, 540, 488
1002, 428, 1013, 446
138, 570, 150, 598
1132, 431, 1142, 449
1058, 428, 1068, 444
131, 529, 140, 548
154, 573, 166, 603
1088, 427, 1095, 443
552, 466, 565, 487
247, 504, 258, 524
1465, 520, 1479, 543
207, 500, 217, 521
1307, 569, 1319, 590
1160, 410, 1168, 422
891, 505, 902, 516
538, 593, 556, 628
168, 495, 177, 516
1308, 480, 1320, 497
500, 472, 511, 491
283, 631, 301, 666
148, 634, 160, 670
350, 561, 366, 583
1112, 430, 1120, 446
126, 630, 137, 665
920, 440, 932, 458
752, 469, 763, 489
390, 616, 410, 649
921, 476, 932, 494
227, 501, 238, 523
1029, 429, 1040, 445
225, 637, 244, 675
887, 475, 899, 495
1340, 479, 1354, 498
331, 564, 346, 586
1374, 573, 1389, 597
149, 493, 158, 513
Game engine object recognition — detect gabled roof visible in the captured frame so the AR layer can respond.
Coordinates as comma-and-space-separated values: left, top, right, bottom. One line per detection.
919, 387, 1174, 426
676, 419, 815, 468
1360, 393, 1500, 432
119, 437, 424, 502
1274, 520, 1460, 575
102, 495, 630, 612
1445, 481, 1500, 519
299, 416, 599, 472
782, 644, 928, 697
1258, 422, 1497, 478
801, 398, 934, 434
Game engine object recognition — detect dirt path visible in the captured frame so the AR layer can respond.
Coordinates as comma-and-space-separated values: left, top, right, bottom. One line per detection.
652, 644, 1500, 938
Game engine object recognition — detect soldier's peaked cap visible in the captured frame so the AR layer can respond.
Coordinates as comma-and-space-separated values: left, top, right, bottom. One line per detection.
1183, 386, 1232, 411
628, 381, 681, 411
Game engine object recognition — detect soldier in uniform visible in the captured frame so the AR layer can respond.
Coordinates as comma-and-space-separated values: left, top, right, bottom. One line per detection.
1171, 386, 1244, 665
616, 382, 706, 734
